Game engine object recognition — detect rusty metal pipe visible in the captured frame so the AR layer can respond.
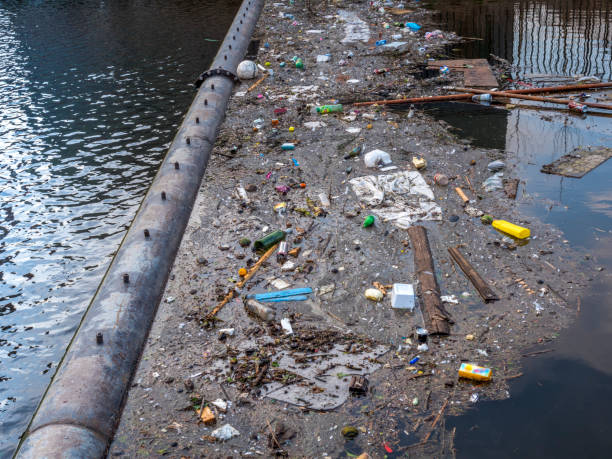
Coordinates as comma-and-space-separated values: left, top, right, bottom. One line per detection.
455, 87, 612, 110
353, 81, 612, 107
15, 0, 264, 457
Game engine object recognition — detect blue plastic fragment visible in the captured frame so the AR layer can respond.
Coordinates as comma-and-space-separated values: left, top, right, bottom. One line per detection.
259, 295, 308, 302
246, 287, 313, 301
406, 22, 421, 30
409, 356, 419, 365
292, 158, 299, 166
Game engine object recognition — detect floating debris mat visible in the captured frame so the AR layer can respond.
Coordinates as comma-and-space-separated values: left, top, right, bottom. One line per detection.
541, 146, 612, 178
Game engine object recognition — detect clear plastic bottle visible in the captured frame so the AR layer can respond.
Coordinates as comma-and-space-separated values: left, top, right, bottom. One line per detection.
472, 94, 492, 103
244, 299, 275, 321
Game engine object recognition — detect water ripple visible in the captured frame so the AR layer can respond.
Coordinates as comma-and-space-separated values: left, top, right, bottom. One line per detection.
0, 0, 239, 456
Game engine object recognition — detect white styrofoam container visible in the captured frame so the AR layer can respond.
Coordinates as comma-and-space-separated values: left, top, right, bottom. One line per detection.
391, 283, 415, 310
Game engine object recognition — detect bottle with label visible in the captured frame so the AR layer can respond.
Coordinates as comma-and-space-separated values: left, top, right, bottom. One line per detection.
316, 104, 343, 114
472, 94, 492, 103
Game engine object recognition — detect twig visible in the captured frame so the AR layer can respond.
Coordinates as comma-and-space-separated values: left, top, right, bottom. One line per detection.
522, 349, 554, 357
247, 73, 268, 92
206, 243, 279, 319
577, 296, 581, 316
546, 283, 569, 305
265, 418, 282, 450
423, 396, 450, 443
218, 382, 232, 402
449, 427, 457, 456
464, 175, 475, 193
504, 373, 523, 380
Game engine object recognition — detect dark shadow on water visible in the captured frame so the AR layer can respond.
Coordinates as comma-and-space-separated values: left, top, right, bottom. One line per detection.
416, 0, 612, 457
449, 281, 612, 459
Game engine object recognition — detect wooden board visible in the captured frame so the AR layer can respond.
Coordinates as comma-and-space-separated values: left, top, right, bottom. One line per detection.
407, 226, 452, 335
541, 146, 612, 178
427, 59, 498, 88
448, 247, 499, 303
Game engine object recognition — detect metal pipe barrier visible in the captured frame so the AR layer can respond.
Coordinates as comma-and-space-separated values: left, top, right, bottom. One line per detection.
15, 0, 264, 456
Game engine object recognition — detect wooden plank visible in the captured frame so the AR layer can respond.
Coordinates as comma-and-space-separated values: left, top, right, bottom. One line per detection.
503, 178, 519, 199
427, 59, 498, 88
541, 146, 612, 178
407, 226, 452, 335
448, 247, 499, 303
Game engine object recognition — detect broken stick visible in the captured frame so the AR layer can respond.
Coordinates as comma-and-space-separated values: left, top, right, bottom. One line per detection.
206, 242, 279, 320
423, 396, 450, 443
408, 226, 452, 335
247, 72, 268, 92
448, 246, 499, 303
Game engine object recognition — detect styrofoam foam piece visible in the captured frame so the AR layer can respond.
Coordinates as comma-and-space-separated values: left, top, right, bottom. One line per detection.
391, 283, 415, 310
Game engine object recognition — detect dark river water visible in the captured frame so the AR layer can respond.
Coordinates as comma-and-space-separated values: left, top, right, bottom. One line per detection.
423, 0, 612, 457
0, 0, 238, 456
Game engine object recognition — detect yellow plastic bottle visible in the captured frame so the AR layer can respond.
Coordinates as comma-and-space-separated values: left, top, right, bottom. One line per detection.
458, 363, 492, 381
491, 219, 530, 239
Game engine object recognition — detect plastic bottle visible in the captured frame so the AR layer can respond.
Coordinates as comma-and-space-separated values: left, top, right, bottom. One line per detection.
244, 299, 275, 321
375, 39, 387, 46
472, 94, 492, 102
433, 173, 449, 186
316, 104, 343, 114
568, 101, 588, 113
253, 230, 286, 252
492, 219, 530, 239
295, 58, 303, 69
343, 144, 363, 159
276, 241, 288, 262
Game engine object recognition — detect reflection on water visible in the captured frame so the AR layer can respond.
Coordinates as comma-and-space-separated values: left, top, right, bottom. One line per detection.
0, 0, 239, 456
430, 0, 611, 80
424, 0, 612, 456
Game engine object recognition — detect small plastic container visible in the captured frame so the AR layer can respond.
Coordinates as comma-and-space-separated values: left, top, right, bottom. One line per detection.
458, 363, 492, 381
491, 219, 530, 239
391, 283, 415, 310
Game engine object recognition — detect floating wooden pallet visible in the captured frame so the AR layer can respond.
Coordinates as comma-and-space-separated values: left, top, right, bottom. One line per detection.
427, 59, 498, 88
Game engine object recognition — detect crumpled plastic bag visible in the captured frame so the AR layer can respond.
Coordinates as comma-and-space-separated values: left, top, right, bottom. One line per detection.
350, 171, 442, 228
482, 172, 504, 192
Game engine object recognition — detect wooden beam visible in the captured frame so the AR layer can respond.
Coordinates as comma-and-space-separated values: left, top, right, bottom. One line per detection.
407, 226, 452, 335
448, 246, 499, 303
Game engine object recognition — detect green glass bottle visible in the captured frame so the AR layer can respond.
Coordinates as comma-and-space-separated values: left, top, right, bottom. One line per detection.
253, 230, 286, 252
